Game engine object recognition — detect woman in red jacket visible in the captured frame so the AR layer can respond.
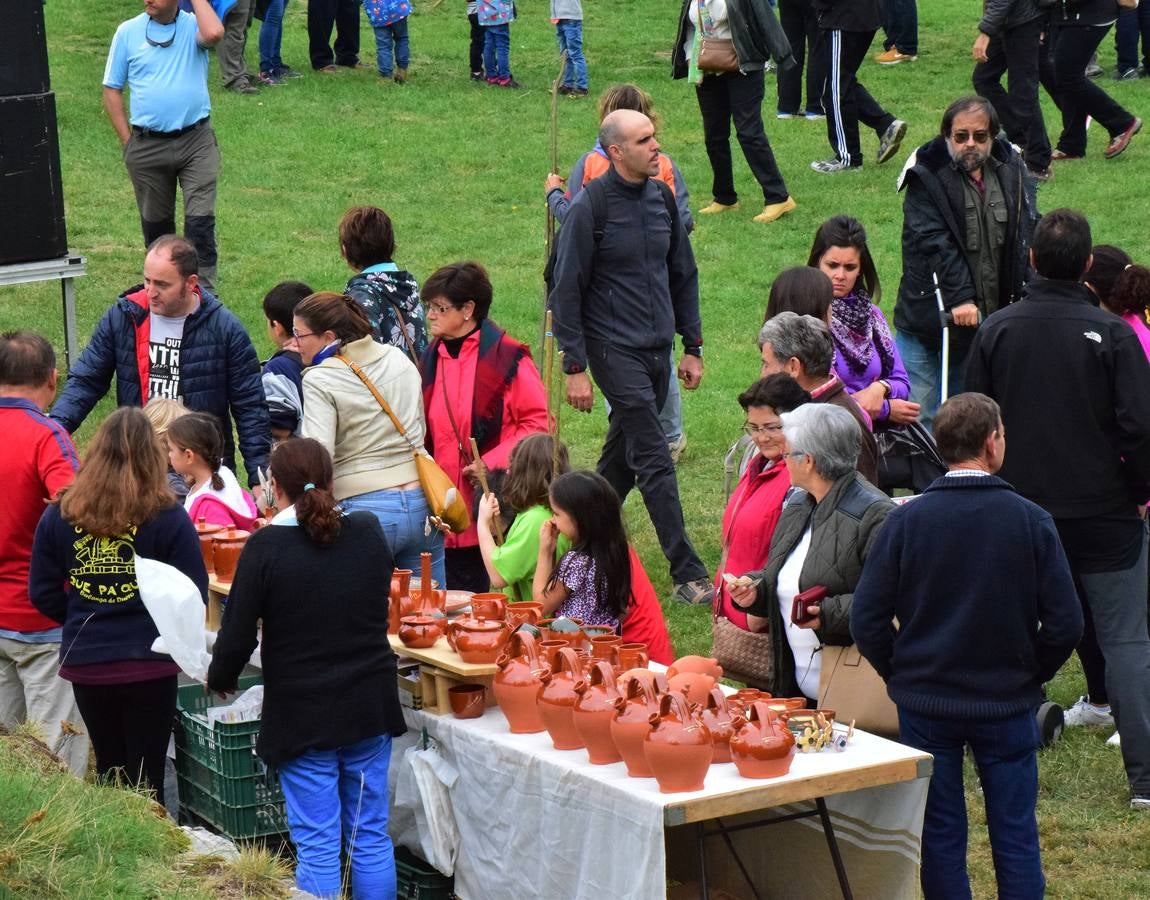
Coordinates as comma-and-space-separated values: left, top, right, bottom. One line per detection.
420, 261, 550, 592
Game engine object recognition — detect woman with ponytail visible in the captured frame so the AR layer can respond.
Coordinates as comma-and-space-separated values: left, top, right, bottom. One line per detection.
208, 438, 405, 900
295, 290, 445, 586
1088, 245, 1150, 361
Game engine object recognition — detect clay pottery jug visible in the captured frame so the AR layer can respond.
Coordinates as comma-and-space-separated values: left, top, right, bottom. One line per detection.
588, 635, 622, 666
493, 631, 550, 734
537, 647, 588, 750
729, 701, 797, 779
644, 692, 713, 793
572, 660, 624, 764
448, 617, 512, 664
666, 655, 724, 681
581, 623, 616, 641
210, 527, 251, 583
701, 687, 737, 764
610, 671, 667, 777
471, 592, 508, 620
505, 601, 544, 630
617, 643, 649, 671
195, 518, 223, 574
537, 639, 569, 672
397, 615, 443, 649
389, 569, 413, 635
404, 552, 446, 617
668, 671, 717, 707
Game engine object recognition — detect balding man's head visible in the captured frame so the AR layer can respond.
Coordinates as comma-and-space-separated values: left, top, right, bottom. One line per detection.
599, 110, 660, 183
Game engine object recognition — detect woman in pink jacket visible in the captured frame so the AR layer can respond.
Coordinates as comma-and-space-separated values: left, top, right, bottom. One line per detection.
419, 262, 550, 592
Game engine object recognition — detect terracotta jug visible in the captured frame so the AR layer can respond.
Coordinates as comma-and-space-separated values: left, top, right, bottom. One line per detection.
668, 671, 717, 707
448, 616, 512, 664
572, 660, 624, 764
397, 615, 443, 649
195, 518, 223, 575
471, 592, 508, 620
666, 655, 724, 681
729, 700, 797, 779
389, 569, 413, 635
701, 686, 737, 764
493, 631, 550, 734
537, 647, 587, 750
505, 601, 544, 630
588, 635, 622, 666
210, 527, 251, 583
610, 671, 667, 777
617, 643, 649, 671
644, 692, 713, 793
538, 640, 569, 673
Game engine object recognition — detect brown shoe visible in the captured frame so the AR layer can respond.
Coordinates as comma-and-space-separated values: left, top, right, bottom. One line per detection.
1105, 117, 1142, 158
752, 196, 797, 223
317, 64, 339, 73
1050, 149, 1083, 161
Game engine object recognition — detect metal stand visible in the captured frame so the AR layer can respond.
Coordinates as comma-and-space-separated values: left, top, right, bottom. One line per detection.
695, 799, 854, 900
0, 254, 87, 370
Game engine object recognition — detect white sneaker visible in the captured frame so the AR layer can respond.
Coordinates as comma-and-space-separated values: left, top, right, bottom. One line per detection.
1107, 730, 1121, 747
1131, 794, 1150, 810
668, 433, 687, 465
1063, 695, 1115, 727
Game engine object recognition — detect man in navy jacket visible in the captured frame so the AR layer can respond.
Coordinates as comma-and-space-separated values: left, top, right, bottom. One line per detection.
852, 392, 1082, 898
52, 235, 269, 484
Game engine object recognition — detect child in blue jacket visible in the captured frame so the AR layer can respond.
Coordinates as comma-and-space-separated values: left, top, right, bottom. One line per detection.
478, 0, 517, 87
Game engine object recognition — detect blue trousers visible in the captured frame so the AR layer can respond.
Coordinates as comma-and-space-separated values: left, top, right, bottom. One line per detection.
898, 708, 1044, 900
278, 734, 396, 899
882, 0, 918, 56
483, 24, 510, 80
896, 330, 970, 430
258, 0, 286, 72
373, 18, 410, 75
341, 486, 446, 588
556, 20, 587, 90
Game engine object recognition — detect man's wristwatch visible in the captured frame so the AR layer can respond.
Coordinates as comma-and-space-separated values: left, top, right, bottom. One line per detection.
683, 345, 703, 358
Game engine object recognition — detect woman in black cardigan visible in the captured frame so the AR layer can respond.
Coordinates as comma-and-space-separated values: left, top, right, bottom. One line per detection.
208, 438, 405, 899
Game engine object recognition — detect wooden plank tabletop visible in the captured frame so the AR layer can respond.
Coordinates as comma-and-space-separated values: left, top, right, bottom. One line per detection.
388, 634, 499, 677
208, 577, 229, 597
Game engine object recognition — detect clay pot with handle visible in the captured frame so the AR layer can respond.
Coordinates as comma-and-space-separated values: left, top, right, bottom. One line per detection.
398, 615, 444, 649
493, 631, 550, 734
729, 700, 797, 779
195, 518, 223, 575
610, 670, 667, 777
572, 660, 624, 764
537, 647, 588, 750
505, 601, 544, 630
666, 655, 724, 681
471, 592, 508, 620
447, 616, 512, 664
210, 527, 251, 583
644, 691, 713, 793
701, 686, 737, 764
389, 569, 413, 635
616, 643, 649, 672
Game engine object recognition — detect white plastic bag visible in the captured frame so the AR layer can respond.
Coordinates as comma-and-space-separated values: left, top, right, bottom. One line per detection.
206, 684, 264, 725
392, 740, 461, 875
136, 555, 212, 682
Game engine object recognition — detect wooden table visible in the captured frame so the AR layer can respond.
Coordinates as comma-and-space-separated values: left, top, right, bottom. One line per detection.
387, 635, 497, 716
207, 576, 229, 631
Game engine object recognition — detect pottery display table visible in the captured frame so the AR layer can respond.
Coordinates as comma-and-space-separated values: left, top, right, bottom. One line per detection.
388, 705, 931, 900
387, 635, 498, 715
207, 577, 230, 632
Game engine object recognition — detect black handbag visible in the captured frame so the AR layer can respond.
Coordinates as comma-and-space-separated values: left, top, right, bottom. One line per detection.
875, 421, 947, 495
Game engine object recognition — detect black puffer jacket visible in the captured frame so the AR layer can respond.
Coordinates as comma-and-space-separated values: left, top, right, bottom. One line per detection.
812, 0, 881, 32
672, 0, 794, 78
979, 0, 1046, 35
893, 135, 1038, 347
1052, 0, 1121, 27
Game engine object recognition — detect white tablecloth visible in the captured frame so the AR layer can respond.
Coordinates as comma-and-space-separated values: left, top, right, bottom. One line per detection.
389, 704, 930, 899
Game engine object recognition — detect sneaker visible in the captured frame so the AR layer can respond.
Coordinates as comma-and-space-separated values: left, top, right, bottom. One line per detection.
257, 70, 285, 86
1117, 66, 1141, 80
874, 47, 917, 65
668, 433, 688, 465
1105, 117, 1142, 158
777, 110, 797, 119
1062, 695, 1114, 727
485, 76, 500, 85
699, 200, 740, 214
394, 67, 407, 84
810, 157, 861, 174
499, 77, 522, 89
275, 65, 303, 79
226, 78, 260, 94
753, 196, 797, 223
556, 84, 573, 95
673, 577, 713, 606
1086, 60, 1104, 78
876, 119, 908, 164
569, 88, 589, 97
1107, 730, 1122, 747
317, 64, 339, 73
1026, 164, 1052, 182
1131, 794, 1150, 810
471, 70, 485, 81
804, 108, 826, 120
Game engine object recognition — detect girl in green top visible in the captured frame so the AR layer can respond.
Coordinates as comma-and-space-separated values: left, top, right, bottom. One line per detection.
477, 433, 570, 602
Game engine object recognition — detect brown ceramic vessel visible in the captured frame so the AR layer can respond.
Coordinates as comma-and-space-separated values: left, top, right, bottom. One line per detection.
398, 615, 443, 649
588, 635, 622, 666
389, 569, 413, 635
505, 601, 544, 629
403, 552, 446, 618
493, 631, 550, 734
729, 700, 797, 779
470, 593, 508, 620
195, 518, 223, 574
610, 671, 667, 777
701, 686, 737, 764
210, 527, 250, 583
668, 671, 717, 707
616, 643, 649, 671
666, 655, 724, 681
447, 616, 512, 664
572, 660, 624, 764
537, 647, 587, 750
448, 683, 487, 719
644, 692, 713, 793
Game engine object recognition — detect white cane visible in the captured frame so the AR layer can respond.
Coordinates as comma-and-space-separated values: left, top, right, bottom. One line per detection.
932, 271, 951, 404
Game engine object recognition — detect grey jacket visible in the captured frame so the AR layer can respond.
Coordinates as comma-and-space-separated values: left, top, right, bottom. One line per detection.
979, 0, 1046, 36
672, 0, 794, 78
743, 472, 893, 699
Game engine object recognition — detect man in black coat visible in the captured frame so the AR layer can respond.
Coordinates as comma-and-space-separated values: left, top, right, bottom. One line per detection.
893, 95, 1038, 428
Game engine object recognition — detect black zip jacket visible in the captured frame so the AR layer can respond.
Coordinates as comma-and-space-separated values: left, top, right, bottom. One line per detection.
812, 0, 881, 31
1052, 0, 1121, 27
672, 0, 794, 78
979, 0, 1047, 36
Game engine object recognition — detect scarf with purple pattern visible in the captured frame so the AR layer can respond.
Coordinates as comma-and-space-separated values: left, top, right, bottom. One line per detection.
830, 290, 898, 379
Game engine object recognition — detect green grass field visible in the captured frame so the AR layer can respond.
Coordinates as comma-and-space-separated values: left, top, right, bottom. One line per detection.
4, 0, 1150, 893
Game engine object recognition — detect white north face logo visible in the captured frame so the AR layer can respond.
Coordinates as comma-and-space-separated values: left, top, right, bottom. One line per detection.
1084, 331, 1102, 343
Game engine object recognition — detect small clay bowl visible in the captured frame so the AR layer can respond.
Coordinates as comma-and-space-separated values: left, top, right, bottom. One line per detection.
782, 708, 837, 732
449, 683, 487, 720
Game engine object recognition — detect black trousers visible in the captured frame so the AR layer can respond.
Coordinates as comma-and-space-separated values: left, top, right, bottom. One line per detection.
468, 13, 485, 74
972, 17, 1051, 169
587, 340, 707, 585
696, 71, 790, 205
778, 0, 825, 115
445, 544, 490, 594
1040, 23, 1135, 155
71, 676, 178, 808
308, 0, 360, 69
818, 28, 895, 166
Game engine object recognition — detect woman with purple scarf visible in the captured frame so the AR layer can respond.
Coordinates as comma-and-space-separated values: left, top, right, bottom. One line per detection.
806, 216, 919, 427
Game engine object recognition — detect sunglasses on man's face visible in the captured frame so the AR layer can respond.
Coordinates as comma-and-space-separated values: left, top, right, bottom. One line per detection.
951, 129, 991, 145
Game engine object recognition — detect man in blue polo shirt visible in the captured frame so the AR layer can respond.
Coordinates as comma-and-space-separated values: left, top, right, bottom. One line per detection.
103, 0, 225, 290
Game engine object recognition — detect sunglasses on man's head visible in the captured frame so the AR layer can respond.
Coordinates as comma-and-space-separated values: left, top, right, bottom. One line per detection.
951, 129, 991, 145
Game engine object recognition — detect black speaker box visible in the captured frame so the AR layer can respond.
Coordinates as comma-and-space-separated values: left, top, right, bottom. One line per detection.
0, 93, 68, 266
0, 2, 51, 96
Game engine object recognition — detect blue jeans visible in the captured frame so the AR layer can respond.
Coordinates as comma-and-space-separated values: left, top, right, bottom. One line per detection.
483, 24, 510, 80
1116, 4, 1150, 72
278, 734, 396, 900
895, 330, 969, 430
373, 18, 409, 75
882, 0, 918, 55
556, 20, 587, 90
259, 0, 286, 72
899, 708, 1043, 900
341, 486, 446, 588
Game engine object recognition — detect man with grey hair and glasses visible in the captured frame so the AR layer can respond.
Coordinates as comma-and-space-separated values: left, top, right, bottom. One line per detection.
758, 311, 878, 484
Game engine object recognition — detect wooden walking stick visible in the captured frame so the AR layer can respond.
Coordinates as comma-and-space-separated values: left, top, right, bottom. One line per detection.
470, 437, 505, 544
543, 309, 555, 420
552, 350, 564, 477
540, 50, 569, 352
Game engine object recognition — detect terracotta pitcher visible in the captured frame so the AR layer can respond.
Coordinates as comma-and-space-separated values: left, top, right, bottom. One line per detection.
505, 601, 544, 630
610, 671, 667, 777
389, 569, 413, 635
572, 660, 624, 764
701, 686, 737, 764
644, 692, 713, 793
448, 617, 512, 664
493, 631, 550, 734
210, 527, 251, 583
471, 592, 508, 620
729, 700, 797, 779
666, 655, 724, 681
537, 647, 587, 750
404, 552, 446, 617
588, 635, 622, 666
617, 643, 649, 671
195, 518, 222, 575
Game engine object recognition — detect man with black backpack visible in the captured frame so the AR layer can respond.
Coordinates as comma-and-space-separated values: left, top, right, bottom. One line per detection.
549, 109, 712, 606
